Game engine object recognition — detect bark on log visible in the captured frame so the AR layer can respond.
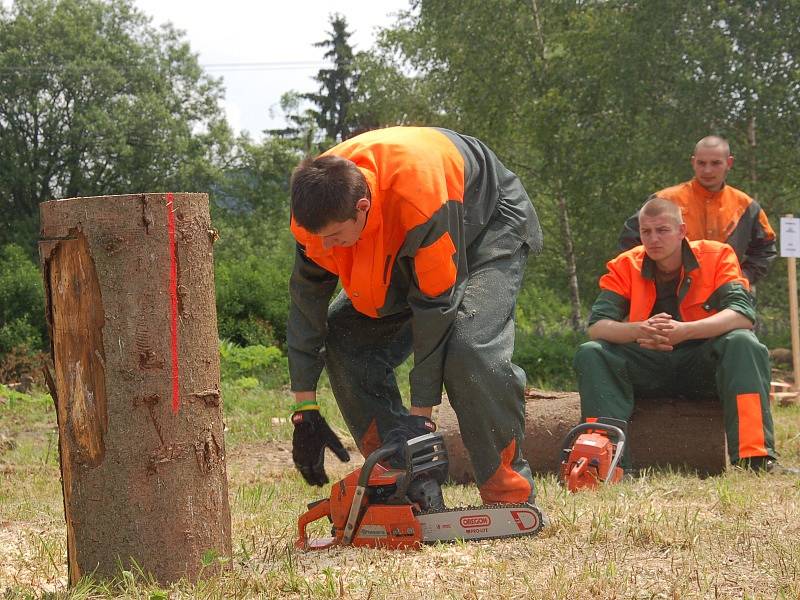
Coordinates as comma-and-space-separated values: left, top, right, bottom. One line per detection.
39, 193, 231, 585
437, 390, 727, 482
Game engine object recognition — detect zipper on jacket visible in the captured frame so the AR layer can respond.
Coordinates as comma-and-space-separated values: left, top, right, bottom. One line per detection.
676, 269, 693, 320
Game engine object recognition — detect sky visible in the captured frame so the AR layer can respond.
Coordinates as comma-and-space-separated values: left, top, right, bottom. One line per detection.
132, 0, 411, 139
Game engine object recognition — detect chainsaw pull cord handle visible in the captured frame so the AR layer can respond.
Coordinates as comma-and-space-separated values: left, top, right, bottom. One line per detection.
568, 456, 589, 490
341, 442, 402, 545
296, 498, 334, 550
561, 422, 627, 484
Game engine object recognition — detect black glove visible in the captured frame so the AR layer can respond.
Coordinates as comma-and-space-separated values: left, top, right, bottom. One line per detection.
382, 415, 437, 468
291, 410, 351, 486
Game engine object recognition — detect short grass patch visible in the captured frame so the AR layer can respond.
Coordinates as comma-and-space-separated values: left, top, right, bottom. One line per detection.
1, 382, 799, 598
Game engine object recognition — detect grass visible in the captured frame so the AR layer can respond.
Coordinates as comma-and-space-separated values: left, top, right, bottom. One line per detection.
1, 382, 800, 599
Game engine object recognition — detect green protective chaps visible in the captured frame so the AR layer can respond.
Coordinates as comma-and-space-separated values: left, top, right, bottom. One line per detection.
324, 235, 535, 503
574, 329, 776, 464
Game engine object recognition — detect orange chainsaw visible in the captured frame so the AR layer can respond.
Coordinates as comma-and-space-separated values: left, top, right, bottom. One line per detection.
296, 433, 545, 550
559, 419, 627, 493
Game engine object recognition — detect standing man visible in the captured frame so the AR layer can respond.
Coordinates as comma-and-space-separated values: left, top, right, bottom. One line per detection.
576, 197, 790, 472
287, 126, 543, 504
619, 136, 777, 285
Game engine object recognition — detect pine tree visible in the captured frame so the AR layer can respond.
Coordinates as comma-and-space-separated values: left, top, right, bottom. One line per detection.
303, 14, 357, 143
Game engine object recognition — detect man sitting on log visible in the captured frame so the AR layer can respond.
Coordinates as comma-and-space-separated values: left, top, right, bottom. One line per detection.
574, 196, 793, 473
286, 126, 543, 504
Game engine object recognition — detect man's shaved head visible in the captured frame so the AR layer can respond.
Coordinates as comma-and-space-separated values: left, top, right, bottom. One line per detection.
694, 135, 730, 157
639, 196, 684, 225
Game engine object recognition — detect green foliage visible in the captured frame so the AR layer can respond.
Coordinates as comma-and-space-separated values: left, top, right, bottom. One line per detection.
0, 244, 46, 355
357, 0, 800, 332
214, 233, 293, 347
0, 0, 232, 248
514, 329, 586, 391
219, 340, 288, 389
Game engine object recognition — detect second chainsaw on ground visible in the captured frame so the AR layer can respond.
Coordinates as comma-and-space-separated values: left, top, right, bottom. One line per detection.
559, 418, 627, 492
296, 432, 545, 550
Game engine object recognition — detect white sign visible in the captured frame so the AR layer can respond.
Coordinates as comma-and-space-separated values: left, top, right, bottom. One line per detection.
781, 217, 800, 258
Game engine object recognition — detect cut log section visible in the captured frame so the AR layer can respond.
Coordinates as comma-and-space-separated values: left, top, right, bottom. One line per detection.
436, 390, 727, 483
39, 193, 231, 585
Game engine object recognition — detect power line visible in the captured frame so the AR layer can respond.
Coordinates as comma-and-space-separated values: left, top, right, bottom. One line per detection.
0, 60, 325, 73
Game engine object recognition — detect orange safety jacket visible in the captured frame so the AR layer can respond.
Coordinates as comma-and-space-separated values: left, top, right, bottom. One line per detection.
588, 239, 755, 327
288, 127, 541, 406
291, 128, 465, 318
618, 179, 777, 284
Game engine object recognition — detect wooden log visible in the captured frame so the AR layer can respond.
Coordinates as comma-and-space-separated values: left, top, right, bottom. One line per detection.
437, 390, 727, 483
39, 193, 231, 585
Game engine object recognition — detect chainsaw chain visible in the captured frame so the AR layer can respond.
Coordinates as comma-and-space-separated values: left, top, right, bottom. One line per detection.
416, 501, 537, 516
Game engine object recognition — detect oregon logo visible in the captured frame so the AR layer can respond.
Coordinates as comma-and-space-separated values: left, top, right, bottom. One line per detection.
460, 515, 491, 528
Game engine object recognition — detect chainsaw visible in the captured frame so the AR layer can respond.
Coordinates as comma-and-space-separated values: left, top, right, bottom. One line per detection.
559, 418, 627, 493
296, 432, 545, 550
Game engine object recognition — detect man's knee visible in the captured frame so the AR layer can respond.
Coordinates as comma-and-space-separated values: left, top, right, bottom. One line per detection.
574, 340, 606, 371
716, 329, 767, 357
446, 311, 490, 366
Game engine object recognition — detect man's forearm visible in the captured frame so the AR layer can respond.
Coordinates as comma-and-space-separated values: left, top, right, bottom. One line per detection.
681, 309, 753, 341
588, 320, 640, 344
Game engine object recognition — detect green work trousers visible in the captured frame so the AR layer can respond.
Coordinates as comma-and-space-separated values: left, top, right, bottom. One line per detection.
574, 329, 776, 464
324, 236, 535, 504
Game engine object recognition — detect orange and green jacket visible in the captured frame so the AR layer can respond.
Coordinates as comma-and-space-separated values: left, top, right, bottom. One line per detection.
618, 179, 777, 284
589, 239, 755, 327
288, 127, 542, 407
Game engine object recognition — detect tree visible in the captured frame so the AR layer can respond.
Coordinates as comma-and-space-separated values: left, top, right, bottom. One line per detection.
0, 0, 232, 251
303, 14, 358, 144
371, 0, 799, 331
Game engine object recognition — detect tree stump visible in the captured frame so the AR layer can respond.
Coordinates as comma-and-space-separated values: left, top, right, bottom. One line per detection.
437, 390, 727, 482
39, 193, 231, 585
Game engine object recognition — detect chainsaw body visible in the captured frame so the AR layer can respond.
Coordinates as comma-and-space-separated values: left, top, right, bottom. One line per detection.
297, 433, 544, 550
559, 419, 627, 493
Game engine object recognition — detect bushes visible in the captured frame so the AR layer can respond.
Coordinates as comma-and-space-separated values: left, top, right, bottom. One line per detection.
514, 329, 587, 391
219, 340, 289, 388
0, 244, 46, 356
0, 244, 48, 383
213, 225, 294, 348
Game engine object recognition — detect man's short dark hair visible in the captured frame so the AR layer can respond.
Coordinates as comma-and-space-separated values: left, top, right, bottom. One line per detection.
290, 155, 368, 233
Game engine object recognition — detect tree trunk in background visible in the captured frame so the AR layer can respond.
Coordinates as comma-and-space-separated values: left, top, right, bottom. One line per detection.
39, 193, 231, 585
556, 188, 582, 330
747, 114, 758, 199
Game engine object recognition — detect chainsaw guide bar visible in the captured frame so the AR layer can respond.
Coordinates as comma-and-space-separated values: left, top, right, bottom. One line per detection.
416, 502, 545, 543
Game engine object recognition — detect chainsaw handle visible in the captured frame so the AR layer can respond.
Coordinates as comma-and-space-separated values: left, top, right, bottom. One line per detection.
296, 498, 333, 550
568, 456, 589, 490
561, 422, 626, 449
358, 443, 402, 488
339, 443, 402, 546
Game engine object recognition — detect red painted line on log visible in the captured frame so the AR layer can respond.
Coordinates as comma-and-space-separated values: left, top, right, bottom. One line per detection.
166, 193, 180, 414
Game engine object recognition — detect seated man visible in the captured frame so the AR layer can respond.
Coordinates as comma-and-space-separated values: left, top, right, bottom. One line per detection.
574, 196, 788, 472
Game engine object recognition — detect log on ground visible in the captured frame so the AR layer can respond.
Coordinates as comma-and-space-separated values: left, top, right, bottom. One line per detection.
436, 389, 727, 483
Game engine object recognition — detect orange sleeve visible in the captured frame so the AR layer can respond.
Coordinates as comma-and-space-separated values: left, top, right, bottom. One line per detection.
598, 256, 633, 299
413, 232, 457, 298
758, 208, 776, 240
714, 244, 751, 292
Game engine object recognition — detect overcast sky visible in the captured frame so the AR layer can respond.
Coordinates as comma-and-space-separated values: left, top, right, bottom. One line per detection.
133, 0, 411, 139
